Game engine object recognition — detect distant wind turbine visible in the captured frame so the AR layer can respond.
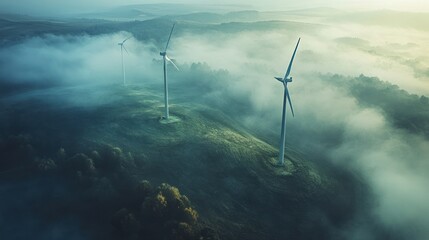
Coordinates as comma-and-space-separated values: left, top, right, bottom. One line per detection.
118, 36, 132, 86
160, 23, 179, 120
275, 38, 301, 165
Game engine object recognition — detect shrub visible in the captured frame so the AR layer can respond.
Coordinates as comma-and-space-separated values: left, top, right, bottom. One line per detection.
67, 153, 96, 174
136, 180, 153, 201
35, 157, 57, 171
111, 208, 140, 235
113, 181, 207, 240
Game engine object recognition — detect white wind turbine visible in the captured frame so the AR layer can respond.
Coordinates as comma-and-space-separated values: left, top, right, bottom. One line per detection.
118, 36, 132, 86
275, 38, 301, 165
160, 23, 179, 120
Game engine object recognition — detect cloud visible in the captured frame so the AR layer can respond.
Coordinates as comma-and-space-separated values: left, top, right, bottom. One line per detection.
0, 32, 162, 107
0, 33, 154, 85
332, 110, 429, 239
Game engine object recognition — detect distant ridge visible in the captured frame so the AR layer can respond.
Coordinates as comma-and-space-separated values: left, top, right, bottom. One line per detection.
78, 3, 254, 21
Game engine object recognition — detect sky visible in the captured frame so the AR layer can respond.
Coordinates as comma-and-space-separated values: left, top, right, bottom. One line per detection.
1, 0, 429, 16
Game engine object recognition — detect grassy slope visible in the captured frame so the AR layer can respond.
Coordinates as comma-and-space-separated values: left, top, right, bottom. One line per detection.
70, 85, 365, 239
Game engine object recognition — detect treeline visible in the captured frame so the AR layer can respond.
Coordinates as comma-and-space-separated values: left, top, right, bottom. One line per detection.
326, 74, 429, 137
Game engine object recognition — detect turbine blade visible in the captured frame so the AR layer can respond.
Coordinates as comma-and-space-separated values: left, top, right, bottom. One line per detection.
274, 77, 284, 83
284, 38, 301, 79
285, 86, 295, 117
164, 23, 176, 52
123, 45, 129, 54
166, 56, 179, 71
122, 36, 132, 44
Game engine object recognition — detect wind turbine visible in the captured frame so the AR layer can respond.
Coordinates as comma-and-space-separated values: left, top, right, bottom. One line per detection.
160, 23, 179, 120
118, 36, 132, 86
275, 38, 300, 165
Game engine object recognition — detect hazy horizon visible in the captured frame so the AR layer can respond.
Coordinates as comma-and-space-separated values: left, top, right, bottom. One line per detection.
1, 0, 429, 16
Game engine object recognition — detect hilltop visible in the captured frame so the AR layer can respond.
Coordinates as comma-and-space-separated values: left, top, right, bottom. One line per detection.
0, 84, 368, 239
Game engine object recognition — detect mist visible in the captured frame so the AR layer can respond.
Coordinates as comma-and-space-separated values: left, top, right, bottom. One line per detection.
0, 33, 161, 108
1, 11, 429, 239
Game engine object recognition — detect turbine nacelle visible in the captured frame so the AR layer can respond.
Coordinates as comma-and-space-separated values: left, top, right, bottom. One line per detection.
160, 51, 167, 56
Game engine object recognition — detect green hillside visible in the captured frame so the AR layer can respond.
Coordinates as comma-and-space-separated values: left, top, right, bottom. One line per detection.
0, 84, 366, 239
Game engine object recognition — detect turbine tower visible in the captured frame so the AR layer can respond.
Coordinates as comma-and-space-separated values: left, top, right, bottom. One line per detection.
160, 23, 179, 120
275, 38, 301, 165
118, 36, 132, 86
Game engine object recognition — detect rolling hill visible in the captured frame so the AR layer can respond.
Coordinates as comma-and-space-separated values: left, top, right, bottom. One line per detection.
0, 84, 369, 239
